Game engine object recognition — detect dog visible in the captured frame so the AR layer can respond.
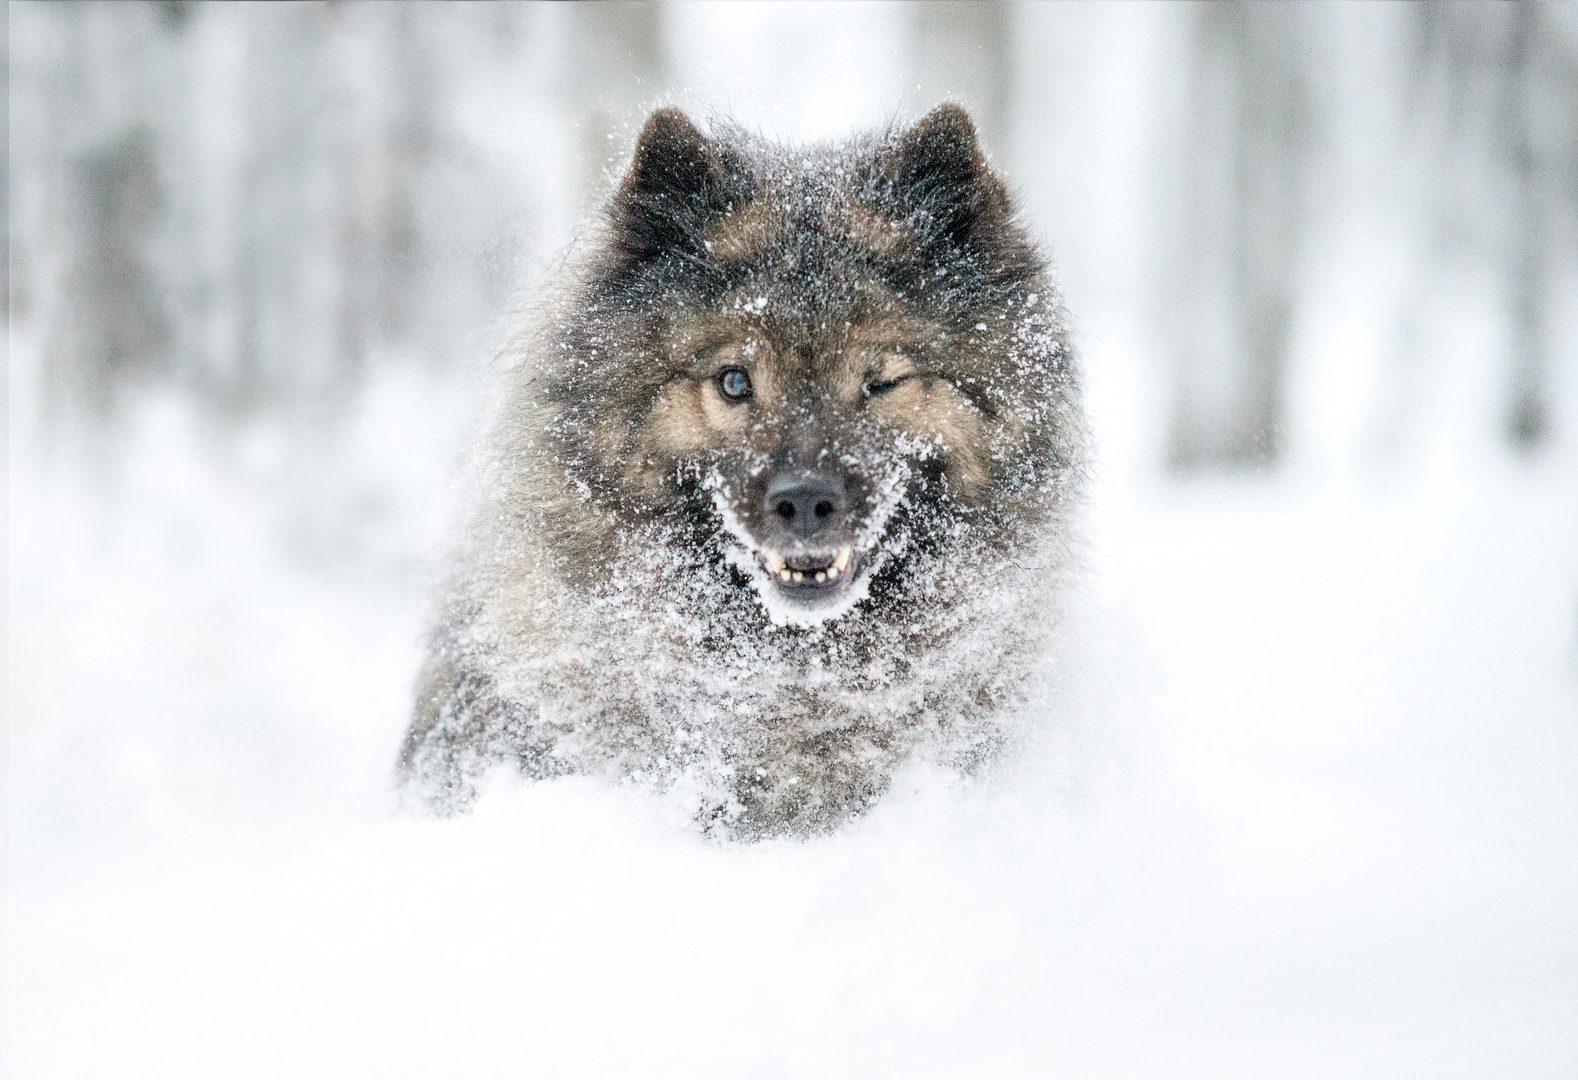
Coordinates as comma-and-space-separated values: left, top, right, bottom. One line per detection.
400, 104, 1085, 837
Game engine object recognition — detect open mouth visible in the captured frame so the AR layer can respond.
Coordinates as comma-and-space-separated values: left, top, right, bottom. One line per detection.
755, 544, 856, 595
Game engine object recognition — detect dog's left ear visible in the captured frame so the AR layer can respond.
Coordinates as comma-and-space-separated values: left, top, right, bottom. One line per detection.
880, 104, 1011, 252
612, 108, 736, 265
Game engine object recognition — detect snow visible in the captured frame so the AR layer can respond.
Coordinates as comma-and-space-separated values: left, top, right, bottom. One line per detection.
10, 337, 1577, 1077
9, 2, 1578, 1074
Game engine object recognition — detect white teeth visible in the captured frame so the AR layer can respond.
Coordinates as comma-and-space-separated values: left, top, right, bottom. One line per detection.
768, 548, 848, 589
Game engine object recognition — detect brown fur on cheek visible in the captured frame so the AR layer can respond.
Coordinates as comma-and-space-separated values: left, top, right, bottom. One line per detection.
628, 378, 755, 497
871, 380, 992, 498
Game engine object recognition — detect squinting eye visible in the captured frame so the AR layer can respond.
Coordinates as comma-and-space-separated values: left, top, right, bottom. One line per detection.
716, 367, 753, 401
864, 378, 904, 397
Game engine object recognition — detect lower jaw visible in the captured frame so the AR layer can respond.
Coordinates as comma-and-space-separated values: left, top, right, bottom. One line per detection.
770, 579, 854, 605
740, 546, 869, 626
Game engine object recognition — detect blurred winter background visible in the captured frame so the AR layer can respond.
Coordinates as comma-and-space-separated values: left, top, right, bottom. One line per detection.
8, 3, 1578, 1077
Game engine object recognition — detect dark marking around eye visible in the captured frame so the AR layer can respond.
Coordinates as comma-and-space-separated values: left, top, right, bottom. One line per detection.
863, 375, 913, 398
716, 366, 753, 401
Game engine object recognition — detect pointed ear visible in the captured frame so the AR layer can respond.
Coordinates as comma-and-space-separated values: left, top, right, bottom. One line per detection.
882, 104, 1010, 250
612, 108, 731, 263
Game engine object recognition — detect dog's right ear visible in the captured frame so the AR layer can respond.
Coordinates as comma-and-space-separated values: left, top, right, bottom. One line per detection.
612, 108, 733, 264
880, 104, 1010, 253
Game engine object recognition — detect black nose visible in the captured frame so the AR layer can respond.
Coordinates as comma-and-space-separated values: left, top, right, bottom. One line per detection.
764, 472, 846, 541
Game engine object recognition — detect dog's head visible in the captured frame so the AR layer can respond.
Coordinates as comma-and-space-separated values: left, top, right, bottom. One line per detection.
535, 106, 1079, 627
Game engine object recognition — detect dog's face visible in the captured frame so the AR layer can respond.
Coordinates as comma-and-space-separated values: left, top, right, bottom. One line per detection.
543, 106, 1074, 627
639, 276, 998, 624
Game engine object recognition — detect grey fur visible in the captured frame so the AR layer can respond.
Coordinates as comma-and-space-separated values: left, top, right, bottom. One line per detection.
400, 106, 1086, 838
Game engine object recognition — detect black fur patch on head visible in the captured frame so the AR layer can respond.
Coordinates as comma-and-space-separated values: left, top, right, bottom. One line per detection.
867, 104, 1042, 297
888, 104, 1000, 245
610, 107, 753, 270
597, 105, 1043, 321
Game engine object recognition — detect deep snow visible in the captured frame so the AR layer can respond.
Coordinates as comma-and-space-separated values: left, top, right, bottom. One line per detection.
10, 340, 1577, 1078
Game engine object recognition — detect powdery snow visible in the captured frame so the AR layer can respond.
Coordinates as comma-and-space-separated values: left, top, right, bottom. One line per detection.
10, 362, 1577, 1079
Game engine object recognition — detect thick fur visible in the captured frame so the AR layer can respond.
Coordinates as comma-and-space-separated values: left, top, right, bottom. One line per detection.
400, 105, 1085, 837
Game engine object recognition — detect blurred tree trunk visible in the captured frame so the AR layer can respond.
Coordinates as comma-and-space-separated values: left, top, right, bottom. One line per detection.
36, 5, 174, 425
566, 2, 665, 212
2, 8, 10, 329
1168, 1, 1306, 471
17, 3, 534, 432
1411, 1, 1576, 457
910, 2, 1011, 163
230, 6, 327, 414
1504, 0, 1553, 452
62, 129, 171, 411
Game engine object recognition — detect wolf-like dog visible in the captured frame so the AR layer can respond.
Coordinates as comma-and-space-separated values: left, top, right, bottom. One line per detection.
400, 104, 1085, 837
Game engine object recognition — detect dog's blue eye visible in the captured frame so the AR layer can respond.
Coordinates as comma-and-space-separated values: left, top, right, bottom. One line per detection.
717, 367, 753, 401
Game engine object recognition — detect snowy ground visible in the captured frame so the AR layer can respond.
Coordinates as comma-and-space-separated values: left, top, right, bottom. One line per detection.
11, 1, 1577, 1073
10, 325, 1577, 1078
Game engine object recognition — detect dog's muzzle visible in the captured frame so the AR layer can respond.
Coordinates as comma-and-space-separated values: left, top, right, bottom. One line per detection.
755, 471, 859, 598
